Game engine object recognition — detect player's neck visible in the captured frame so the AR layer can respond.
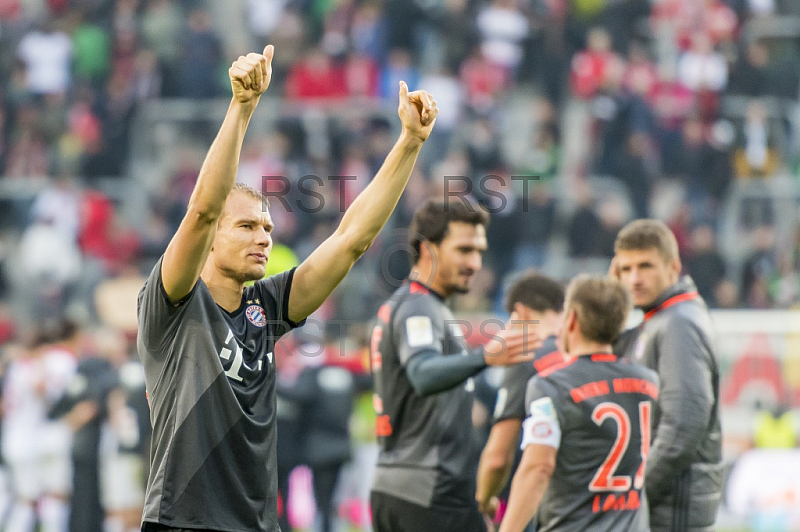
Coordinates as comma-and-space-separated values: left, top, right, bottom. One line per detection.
567, 337, 613, 358
201, 266, 245, 312
409, 265, 448, 298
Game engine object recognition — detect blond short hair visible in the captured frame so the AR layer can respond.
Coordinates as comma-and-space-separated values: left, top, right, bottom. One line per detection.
566, 274, 631, 344
614, 219, 679, 262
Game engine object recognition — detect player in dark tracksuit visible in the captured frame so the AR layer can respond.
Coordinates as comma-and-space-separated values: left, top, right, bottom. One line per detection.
475, 272, 566, 527
370, 201, 540, 532
613, 220, 722, 532
500, 275, 659, 532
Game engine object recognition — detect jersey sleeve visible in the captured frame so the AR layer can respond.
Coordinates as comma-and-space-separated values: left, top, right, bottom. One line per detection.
521, 376, 562, 450
137, 256, 198, 357
256, 267, 305, 339
392, 295, 446, 367
494, 337, 561, 422
493, 362, 536, 422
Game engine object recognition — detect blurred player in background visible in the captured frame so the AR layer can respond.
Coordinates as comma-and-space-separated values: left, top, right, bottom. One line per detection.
136, 42, 438, 531
500, 275, 658, 532
370, 200, 540, 532
612, 219, 722, 532
1, 320, 96, 532
475, 271, 565, 528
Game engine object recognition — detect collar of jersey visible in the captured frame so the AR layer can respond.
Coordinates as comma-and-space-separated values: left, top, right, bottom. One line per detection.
405, 279, 446, 301
639, 275, 700, 314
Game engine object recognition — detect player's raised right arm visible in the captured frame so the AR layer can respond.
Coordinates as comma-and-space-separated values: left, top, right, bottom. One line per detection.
160, 46, 274, 304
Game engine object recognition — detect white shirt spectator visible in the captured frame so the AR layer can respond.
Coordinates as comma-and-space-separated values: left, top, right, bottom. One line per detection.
18, 219, 82, 286
476, 0, 529, 69
17, 30, 73, 95
678, 49, 728, 92
30, 179, 82, 243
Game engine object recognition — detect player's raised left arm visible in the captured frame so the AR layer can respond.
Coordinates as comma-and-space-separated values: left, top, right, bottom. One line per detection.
498, 444, 555, 532
287, 82, 437, 323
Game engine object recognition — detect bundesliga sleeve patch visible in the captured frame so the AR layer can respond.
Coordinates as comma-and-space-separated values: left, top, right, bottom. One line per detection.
521, 397, 562, 450
406, 316, 434, 347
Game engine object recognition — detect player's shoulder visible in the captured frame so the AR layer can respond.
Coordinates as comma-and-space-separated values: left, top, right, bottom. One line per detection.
532, 336, 564, 373
615, 357, 659, 383
535, 355, 578, 380
391, 282, 445, 318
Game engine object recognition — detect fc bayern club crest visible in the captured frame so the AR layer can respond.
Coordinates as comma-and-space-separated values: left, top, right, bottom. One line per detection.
246, 305, 266, 327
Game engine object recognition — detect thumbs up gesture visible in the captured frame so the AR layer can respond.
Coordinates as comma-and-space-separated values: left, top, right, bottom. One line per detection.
229, 45, 275, 104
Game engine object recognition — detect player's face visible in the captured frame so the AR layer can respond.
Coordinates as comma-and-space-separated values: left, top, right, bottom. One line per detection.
212, 192, 274, 283
615, 247, 680, 308
432, 222, 487, 296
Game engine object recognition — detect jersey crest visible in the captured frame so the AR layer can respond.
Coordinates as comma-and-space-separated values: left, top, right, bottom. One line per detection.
246, 305, 266, 327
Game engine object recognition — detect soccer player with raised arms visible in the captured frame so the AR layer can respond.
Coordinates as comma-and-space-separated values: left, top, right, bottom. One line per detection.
137, 44, 438, 532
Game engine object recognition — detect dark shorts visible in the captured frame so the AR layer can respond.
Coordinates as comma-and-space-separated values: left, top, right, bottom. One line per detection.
370, 491, 488, 532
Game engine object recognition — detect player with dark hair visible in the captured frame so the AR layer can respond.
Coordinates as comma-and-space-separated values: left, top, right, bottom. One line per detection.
500, 275, 659, 532
475, 271, 565, 525
136, 44, 439, 532
612, 219, 722, 532
370, 200, 540, 532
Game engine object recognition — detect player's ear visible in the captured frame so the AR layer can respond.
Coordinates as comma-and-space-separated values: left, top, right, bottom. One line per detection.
512, 302, 528, 320
566, 308, 577, 333
670, 256, 682, 280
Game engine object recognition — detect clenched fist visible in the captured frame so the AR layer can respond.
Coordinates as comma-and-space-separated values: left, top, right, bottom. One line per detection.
398, 81, 438, 143
229, 45, 274, 104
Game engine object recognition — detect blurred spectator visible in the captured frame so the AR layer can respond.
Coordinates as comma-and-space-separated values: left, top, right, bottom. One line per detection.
344, 52, 380, 99
17, 18, 73, 96
512, 179, 556, 270
78, 190, 141, 276
769, 253, 800, 308
684, 224, 726, 306
569, 27, 623, 100
741, 225, 778, 308
176, 9, 223, 99
279, 344, 371, 532
517, 105, 561, 182
566, 187, 623, 259
677, 33, 728, 93
71, 14, 111, 84
380, 48, 419, 101
465, 117, 503, 184
247, 0, 290, 43
286, 48, 348, 101
1, 319, 89, 532
30, 175, 81, 241
733, 100, 780, 178
622, 40, 659, 99
141, 0, 183, 93
753, 401, 797, 448
18, 214, 82, 318
4, 102, 50, 178
653, 62, 695, 177
417, 65, 464, 162
476, 0, 530, 75
459, 46, 509, 113
350, 2, 387, 63
728, 40, 778, 97
49, 329, 121, 532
